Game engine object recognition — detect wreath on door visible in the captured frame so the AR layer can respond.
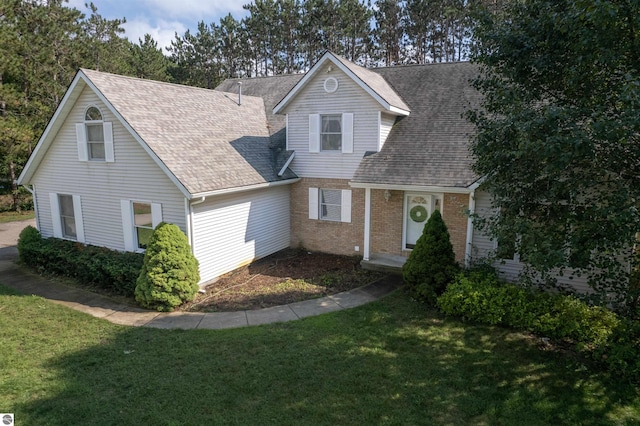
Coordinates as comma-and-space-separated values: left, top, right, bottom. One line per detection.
409, 205, 428, 222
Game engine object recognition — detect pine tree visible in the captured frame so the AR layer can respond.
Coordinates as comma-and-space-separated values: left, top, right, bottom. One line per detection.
402, 209, 458, 304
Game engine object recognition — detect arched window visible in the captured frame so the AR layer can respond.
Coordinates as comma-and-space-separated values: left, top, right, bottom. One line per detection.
84, 106, 105, 160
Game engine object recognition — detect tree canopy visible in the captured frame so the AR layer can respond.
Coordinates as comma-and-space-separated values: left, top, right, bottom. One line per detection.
468, 0, 640, 308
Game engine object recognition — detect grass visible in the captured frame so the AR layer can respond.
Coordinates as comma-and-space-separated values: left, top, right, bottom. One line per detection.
1, 284, 639, 425
0, 210, 34, 223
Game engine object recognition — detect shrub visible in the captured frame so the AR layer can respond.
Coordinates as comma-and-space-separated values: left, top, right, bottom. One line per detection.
16, 229, 143, 296
594, 319, 640, 383
402, 209, 458, 304
437, 270, 620, 347
17, 225, 42, 264
135, 222, 199, 312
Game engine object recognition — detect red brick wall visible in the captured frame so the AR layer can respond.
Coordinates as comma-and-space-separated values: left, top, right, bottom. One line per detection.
370, 189, 405, 256
290, 178, 364, 255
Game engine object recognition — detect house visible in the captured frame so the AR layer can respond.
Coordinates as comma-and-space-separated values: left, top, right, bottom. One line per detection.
17, 51, 593, 292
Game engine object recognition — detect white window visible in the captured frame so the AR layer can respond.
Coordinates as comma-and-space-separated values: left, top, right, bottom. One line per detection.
76, 106, 114, 162
121, 200, 162, 251
308, 187, 351, 223
309, 113, 353, 153
49, 193, 85, 242
321, 115, 342, 151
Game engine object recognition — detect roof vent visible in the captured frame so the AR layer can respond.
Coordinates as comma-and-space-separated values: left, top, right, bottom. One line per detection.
237, 81, 242, 106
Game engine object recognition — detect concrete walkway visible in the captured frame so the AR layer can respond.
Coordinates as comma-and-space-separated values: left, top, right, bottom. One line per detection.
0, 243, 402, 330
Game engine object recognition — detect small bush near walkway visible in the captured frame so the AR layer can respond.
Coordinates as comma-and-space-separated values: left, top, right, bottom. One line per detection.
402, 209, 458, 304
437, 268, 640, 383
17, 226, 143, 296
135, 222, 199, 312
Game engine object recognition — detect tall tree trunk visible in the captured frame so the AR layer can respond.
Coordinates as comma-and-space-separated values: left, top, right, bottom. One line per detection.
9, 161, 20, 213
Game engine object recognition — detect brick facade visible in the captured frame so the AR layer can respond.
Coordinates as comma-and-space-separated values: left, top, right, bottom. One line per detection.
291, 181, 469, 262
290, 178, 365, 256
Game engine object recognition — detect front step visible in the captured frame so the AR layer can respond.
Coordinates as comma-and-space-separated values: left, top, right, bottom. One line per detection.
360, 254, 407, 275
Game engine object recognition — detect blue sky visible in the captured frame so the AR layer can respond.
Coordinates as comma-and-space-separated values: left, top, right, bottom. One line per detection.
67, 0, 249, 53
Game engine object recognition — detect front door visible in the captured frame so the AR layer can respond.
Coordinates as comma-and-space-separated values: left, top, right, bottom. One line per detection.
404, 194, 432, 250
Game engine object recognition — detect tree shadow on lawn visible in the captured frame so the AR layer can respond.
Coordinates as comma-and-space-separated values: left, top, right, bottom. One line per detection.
14, 291, 640, 425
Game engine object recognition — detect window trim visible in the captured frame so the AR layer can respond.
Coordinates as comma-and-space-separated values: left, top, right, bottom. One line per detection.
121, 200, 162, 252
319, 188, 342, 221
320, 114, 342, 152
76, 105, 114, 162
308, 187, 351, 223
49, 193, 85, 243
84, 106, 105, 161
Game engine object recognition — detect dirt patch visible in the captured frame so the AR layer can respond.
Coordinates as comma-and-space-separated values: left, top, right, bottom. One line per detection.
182, 249, 386, 312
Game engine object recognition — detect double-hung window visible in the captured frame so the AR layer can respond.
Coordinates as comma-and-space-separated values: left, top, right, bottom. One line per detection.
320, 115, 342, 151
133, 202, 154, 249
76, 105, 114, 162
50, 193, 85, 242
121, 200, 162, 251
308, 188, 351, 223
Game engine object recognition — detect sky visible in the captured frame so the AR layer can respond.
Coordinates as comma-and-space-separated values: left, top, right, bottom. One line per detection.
66, 0, 249, 53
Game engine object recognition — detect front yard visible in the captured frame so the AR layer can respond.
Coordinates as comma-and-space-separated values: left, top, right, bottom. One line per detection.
1, 283, 638, 425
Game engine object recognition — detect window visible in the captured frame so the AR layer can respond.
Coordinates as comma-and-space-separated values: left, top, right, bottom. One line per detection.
50, 193, 85, 242
76, 106, 114, 162
321, 115, 342, 151
319, 189, 342, 221
59, 194, 77, 239
308, 113, 353, 153
308, 187, 351, 223
85, 106, 105, 160
121, 200, 162, 251
133, 202, 154, 249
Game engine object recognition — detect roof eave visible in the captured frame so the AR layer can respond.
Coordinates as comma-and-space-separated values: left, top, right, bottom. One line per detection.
349, 181, 475, 194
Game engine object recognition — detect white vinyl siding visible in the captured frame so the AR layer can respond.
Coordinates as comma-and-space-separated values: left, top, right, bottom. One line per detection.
32, 87, 186, 251
49, 193, 85, 243
379, 113, 396, 150
191, 186, 290, 284
288, 68, 389, 179
309, 187, 351, 223
470, 190, 591, 293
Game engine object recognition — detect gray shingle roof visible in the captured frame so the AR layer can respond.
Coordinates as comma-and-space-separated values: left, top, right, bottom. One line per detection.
82, 69, 297, 195
331, 53, 411, 113
353, 62, 482, 188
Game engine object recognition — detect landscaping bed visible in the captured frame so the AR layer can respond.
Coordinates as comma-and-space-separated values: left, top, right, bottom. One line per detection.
183, 248, 386, 312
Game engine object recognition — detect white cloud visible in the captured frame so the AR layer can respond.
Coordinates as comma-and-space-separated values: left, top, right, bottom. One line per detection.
122, 18, 187, 53
141, 0, 248, 21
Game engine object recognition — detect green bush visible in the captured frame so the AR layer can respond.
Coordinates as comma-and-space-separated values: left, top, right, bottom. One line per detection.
437, 270, 619, 347
16, 229, 143, 296
135, 222, 199, 312
402, 209, 458, 304
594, 319, 640, 383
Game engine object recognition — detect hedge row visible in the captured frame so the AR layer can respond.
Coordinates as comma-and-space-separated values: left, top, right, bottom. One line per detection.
437, 269, 640, 383
18, 226, 143, 296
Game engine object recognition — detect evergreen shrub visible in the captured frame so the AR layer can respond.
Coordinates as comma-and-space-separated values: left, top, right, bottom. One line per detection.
402, 209, 458, 304
16, 227, 144, 296
135, 222, 199, 312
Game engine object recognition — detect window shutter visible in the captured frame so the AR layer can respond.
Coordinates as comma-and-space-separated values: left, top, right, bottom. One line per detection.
50, 193, 63, 238
308, 187, 319, 220
72, 195, 85, 243
341, 190, 352, 223
342, 113, 353, 154
309, 114, 320, 153
103, 122, 114, 162
76, 123, 88, 161
151, 203, 162, 228
120, 200, 135, 251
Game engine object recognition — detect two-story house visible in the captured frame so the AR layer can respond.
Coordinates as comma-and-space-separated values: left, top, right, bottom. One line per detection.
17, 51, 593, 293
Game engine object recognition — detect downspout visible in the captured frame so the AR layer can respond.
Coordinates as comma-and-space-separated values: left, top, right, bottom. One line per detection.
22, 184, 40, 231
465, 190, 476, 268
188, 196, 206, 254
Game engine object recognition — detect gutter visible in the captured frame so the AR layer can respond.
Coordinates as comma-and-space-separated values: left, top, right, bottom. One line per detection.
349, 182, 473, 194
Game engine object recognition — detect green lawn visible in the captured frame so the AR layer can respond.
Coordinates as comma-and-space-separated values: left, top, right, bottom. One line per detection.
1, 284, 638, 425
0, 210, 35, 223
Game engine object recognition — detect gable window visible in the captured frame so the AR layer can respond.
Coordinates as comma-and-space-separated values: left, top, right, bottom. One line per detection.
76, 106, 114, 162
308, 187, 351, 223
49, 193, 85, 242
321, 115, 342, 151
121, 200, 162, 251
309, 113, 353, 153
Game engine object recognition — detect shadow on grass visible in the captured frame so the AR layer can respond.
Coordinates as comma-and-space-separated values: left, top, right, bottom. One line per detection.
9, 288, 640, 425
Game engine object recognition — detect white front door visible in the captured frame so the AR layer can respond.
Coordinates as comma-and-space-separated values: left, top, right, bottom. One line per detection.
404, 194, 432, 250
